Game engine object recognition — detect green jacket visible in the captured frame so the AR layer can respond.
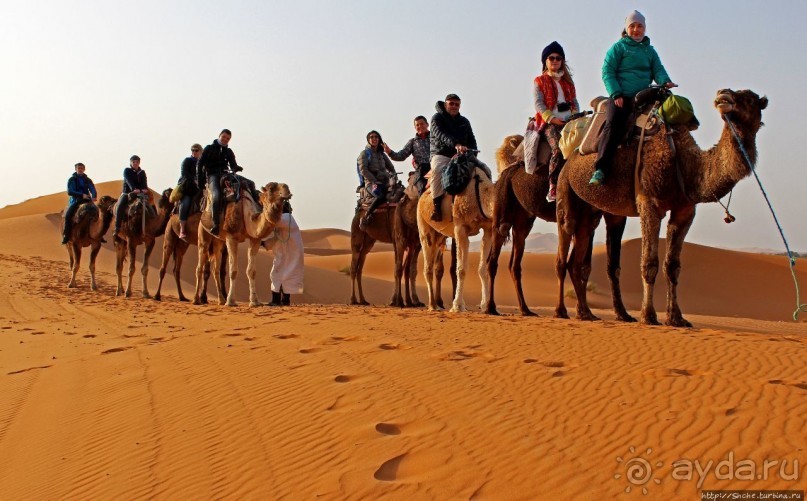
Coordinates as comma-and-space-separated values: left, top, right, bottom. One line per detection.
602, 36, 671, 99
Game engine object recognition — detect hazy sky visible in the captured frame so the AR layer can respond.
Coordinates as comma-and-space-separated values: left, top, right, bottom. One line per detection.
4, 0, 806, 252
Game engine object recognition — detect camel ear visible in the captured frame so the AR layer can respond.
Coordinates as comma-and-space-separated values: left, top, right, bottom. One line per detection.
759, 96, 768, 110
261, 185, 267, 193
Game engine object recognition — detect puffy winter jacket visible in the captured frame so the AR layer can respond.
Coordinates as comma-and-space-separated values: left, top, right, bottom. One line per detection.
67, 173, 97, 205
602, 36, 671, 99
430, 101, 478, 159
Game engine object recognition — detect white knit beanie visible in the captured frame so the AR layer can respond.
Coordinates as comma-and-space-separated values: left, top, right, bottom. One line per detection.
625, 10, 646, 29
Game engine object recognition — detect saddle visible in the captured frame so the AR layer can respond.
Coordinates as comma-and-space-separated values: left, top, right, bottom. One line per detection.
199, 172, 261, 213
578, 87, 668, 156
356, 178, 405, 211
73, 202, 99, 223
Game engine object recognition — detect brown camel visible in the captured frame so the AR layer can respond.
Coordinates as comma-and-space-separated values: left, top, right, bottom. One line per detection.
350, 197, 457, 307
61, 195, 116, 290
417, 164, 495, 312
154, 211, 228, 303
486, 135, 636, 321
114, 189, 175, 298
194, 182, 291, 307
556, 88, 767, 327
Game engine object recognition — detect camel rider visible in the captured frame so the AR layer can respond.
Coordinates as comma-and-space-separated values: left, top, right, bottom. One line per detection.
112, 155, 149, 242
177, 143, 202, 241
358, 130, 396, 231
197, 129, 259, 235
384, 115, 431, 195
589, 10, 676, 186
61, 162, 98, 244
429, 93, 490, 221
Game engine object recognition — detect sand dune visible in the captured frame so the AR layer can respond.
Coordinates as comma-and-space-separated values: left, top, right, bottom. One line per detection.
0, 189, 804, 499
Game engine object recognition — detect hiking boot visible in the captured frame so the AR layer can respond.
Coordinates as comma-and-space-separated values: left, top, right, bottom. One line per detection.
281, 293, 291, 306
61, 235, 69, 245
589, 169, 605, 186
268, 291, 282, 306
546, 186, 557, 203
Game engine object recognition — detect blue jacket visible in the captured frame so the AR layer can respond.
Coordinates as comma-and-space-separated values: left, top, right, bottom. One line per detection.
602, 36, 671, 99
67, 173, 97, 205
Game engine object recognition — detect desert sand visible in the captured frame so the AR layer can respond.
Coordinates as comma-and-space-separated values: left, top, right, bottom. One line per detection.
0, 184, 804, 499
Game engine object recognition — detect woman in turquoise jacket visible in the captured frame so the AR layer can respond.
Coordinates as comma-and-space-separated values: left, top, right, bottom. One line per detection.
590, 10, 676, 185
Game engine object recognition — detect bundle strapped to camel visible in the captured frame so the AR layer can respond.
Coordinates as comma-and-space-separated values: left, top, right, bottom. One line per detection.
442, 154, 475, 195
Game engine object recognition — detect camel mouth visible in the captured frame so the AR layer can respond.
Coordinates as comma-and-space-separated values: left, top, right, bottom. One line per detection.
714, 93, 735, 113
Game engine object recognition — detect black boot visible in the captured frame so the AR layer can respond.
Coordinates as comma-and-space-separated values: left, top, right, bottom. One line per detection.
431, 195, 443, 221
268, 291, 282, 306
281, 292, 291, 306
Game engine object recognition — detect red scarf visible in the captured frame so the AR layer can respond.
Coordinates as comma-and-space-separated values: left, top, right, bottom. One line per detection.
534, 73, 577, 127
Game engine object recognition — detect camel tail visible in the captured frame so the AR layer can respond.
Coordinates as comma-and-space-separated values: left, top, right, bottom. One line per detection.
492, 163, 519, 244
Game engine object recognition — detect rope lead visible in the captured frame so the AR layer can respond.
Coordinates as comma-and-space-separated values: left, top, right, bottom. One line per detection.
724, 114, 806, 320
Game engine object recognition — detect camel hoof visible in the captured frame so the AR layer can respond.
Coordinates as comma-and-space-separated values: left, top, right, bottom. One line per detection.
428, 305, 444, 312
521, 309, 538, 317
616, 312, 637, 323
410, 301, 425, 308
125, 291, 132, 298
554, 311, 570, 319
577, 312, 600, 321
154, 294, 161, 301
641, 316, 661, 326
143, 293, 152, 299
192, 298, 202, 305
179, 296, 189, 302
225, 300, 237, 307
91, 285, 99, 292
68, 282, 77, 289
485, 306, 500, 316
360, 301, 370, 306
450, 306, 466, 313
666, 317, 693, 328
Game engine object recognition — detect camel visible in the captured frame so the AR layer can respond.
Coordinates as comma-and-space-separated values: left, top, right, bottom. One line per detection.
61, 196, 116, 290
194, 182, 292, 307
350, 196, 456, 308
556, 88, 767, 327
416, 162, 495, 312
154, 211, 228, 303
114, 189, 174, 298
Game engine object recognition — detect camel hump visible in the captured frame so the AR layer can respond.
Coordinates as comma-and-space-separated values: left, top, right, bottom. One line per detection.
75, 202, 98, 222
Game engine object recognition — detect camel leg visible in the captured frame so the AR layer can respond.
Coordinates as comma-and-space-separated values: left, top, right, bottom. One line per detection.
246, 240, 261, 307
349, 233, 373, 306
434, 244, 447, 309
420, 235, 441, 311
510, 215, 536, 316
603, 214, 636, 322
125, 241, 137, 298
664, 206, 696, 327
568, 214, 600, 321
218, 244, 229, 302
478, 228, 493, 312
485, 219, 506, 315
401, 246, 413, 307
89, 243, 101, 291
408, 245, 424, 307
451, 226, 469, 313
115, 243, 125, 296
390, 236, 404, 307
209, 239, 226, 305
68, 244, 80, 288
175, 241, 190, 302
555, 221, 573, 319
449, 238, 458, 298
225, 235, 239, 306
141, 239, 155, 299
156, 231, 175, 301
194, 233, 212, 305
638, 205, 663, 325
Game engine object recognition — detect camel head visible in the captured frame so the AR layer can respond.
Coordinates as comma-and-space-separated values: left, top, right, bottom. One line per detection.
158, 188, 174, 212
495, 134, 525, 173
97, 195, 116, 212
715, 89, 768, 131
259, 182, 292, 210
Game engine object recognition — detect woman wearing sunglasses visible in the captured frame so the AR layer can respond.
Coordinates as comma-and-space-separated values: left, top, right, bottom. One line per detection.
589, 10, 676, 186
533, 41, 579, 201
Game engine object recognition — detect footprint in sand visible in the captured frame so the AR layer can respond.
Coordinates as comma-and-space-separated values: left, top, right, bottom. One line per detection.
102, 346, 134, 354
83, 334, 96, 338
334, 375, 352, 383
8, 365, 52, 375
299, 347, 321, 354
523, 359, 538, 364
375, 423, 401, 435
274, 333, 299, 340
374, 453, 407, 481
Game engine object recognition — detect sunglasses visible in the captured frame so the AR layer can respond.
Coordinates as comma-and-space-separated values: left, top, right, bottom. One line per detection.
192, 149, 201, 153
446, 101, 460, 106
547, 56, 563, 62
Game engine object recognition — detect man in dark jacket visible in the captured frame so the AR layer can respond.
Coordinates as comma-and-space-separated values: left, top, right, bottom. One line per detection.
197, 129, 241, 235
61, 162, 98, 244
384, 115, 431, 196
112, 155, 149, 242
177, 143, 202, 240
429, 93, 488, 221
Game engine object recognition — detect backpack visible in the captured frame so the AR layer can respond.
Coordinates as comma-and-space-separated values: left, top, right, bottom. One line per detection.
441, 155, 473, 195
660, 94, 695, 126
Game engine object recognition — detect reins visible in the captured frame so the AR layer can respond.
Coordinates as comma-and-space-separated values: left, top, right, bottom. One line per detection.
724, 113, 805, 320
